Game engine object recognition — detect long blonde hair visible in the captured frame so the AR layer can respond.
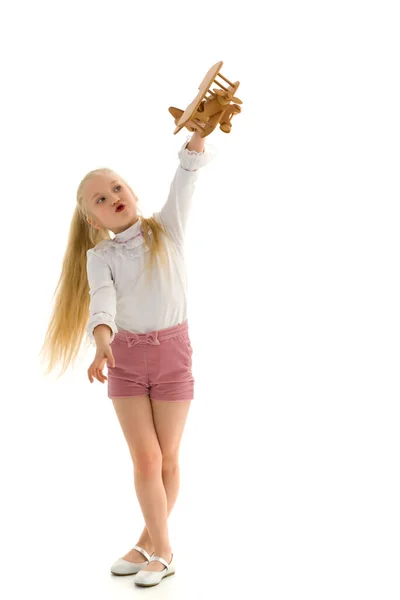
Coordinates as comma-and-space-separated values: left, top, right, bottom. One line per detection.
39, 167, 175, 379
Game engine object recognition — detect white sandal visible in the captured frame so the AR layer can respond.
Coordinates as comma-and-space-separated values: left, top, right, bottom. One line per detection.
110, 545, 154, 575
134, 552, 175, 587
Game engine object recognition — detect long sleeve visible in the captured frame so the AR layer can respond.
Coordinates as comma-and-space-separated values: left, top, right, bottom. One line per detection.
86, 248, 118, 347
154, 135, 217, 245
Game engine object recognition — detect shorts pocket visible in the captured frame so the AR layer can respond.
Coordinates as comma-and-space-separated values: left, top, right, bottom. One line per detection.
184, 333, 193, 355
178, 331, 193, 354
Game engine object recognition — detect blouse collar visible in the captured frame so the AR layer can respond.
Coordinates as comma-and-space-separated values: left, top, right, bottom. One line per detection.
112, 216, 143, 243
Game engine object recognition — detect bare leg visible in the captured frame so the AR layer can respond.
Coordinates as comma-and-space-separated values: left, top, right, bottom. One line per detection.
135, 461, 180, 549
133, 457, 172, 569
136, 398, 191, 572
111, 395, 191, 572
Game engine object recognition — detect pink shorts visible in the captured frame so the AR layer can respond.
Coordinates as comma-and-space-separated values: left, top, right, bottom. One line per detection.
106, 319, 194, 401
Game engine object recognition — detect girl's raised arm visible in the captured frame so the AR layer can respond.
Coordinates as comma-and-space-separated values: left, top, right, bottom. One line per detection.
154, 134, 217, 246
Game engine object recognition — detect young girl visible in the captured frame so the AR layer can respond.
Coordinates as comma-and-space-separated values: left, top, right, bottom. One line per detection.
39, 126, 217, 587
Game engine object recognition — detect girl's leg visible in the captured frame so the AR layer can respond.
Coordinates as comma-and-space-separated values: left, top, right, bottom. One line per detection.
111, 395, 191, 571
111, 395, 169, 566
135, 398, 192, 551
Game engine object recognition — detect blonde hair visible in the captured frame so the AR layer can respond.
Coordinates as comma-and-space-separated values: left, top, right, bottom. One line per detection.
39, 167, 175, 379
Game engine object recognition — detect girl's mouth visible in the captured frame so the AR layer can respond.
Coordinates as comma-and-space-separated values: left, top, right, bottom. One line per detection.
116, 204, 126, 212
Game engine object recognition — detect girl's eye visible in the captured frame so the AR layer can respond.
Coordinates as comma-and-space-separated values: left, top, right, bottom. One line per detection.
97, 185, 122, 204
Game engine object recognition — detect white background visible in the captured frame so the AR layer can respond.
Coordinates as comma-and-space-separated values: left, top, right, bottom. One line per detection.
0, 1, 399, 598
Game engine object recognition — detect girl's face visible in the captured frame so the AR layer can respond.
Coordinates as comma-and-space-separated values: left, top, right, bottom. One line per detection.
84, 172, 138, 234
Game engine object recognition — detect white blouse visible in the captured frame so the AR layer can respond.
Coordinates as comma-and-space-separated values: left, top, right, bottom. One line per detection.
86, 135, 218, 347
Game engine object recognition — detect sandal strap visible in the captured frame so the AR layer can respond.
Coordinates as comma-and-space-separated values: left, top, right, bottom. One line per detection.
133, 545, 151, 562
148, 555, 170, 569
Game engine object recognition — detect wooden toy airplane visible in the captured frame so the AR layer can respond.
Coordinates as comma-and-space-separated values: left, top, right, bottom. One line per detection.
169, 60, 242, 138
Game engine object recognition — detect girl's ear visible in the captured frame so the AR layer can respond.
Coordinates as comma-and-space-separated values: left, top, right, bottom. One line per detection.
87, 216, 98, 229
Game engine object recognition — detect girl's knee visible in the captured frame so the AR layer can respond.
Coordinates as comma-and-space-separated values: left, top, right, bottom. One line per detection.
133, 450, 163, 475
161, 455, 179, 472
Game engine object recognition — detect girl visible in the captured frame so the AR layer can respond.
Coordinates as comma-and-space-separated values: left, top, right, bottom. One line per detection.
39, 125, 217, 587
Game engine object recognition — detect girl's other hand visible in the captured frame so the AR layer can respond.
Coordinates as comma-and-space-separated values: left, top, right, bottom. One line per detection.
88, 344, 115, 384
